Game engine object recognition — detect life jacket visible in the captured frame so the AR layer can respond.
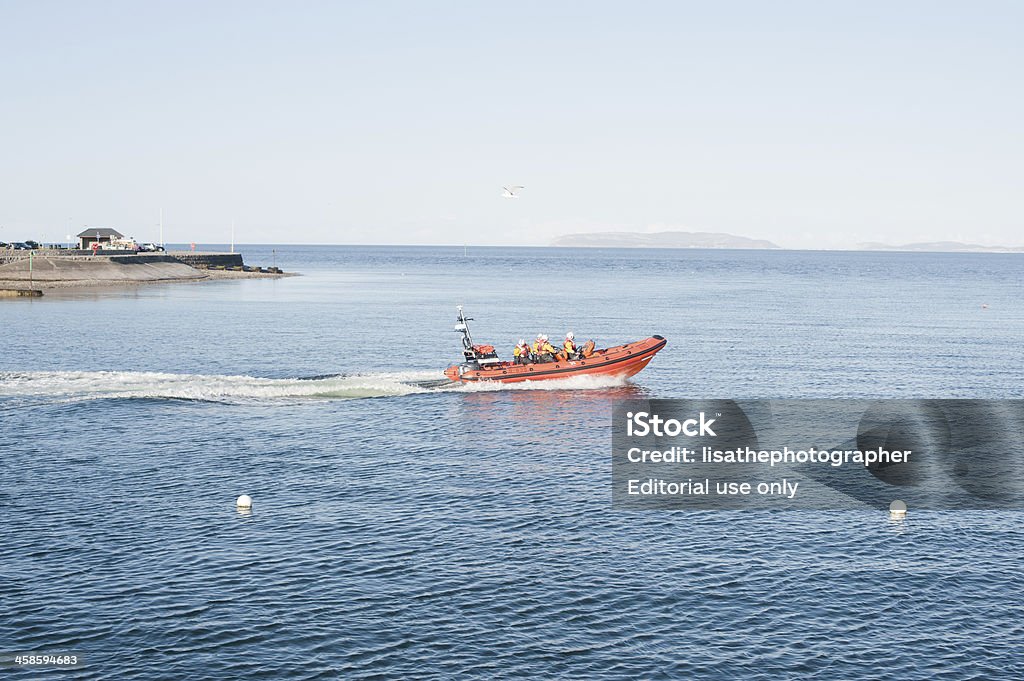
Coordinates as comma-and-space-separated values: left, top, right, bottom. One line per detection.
513, 345, 523, 357
563, 339, 576, 354
581, 340, 595, 358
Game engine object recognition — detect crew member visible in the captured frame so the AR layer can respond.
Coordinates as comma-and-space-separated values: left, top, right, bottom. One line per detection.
534, 334, 557, 362
513, 339, 530, 365
520, 339, 533, 363
560, 332, 577, 361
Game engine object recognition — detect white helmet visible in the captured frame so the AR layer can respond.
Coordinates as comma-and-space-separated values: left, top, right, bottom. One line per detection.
541, 334, 549, 341
518, 339, 525, 345
536, 333, 544, 339
566, 332, 574, 341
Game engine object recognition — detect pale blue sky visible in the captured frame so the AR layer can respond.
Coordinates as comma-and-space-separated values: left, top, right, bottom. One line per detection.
1, 0, 1021, 247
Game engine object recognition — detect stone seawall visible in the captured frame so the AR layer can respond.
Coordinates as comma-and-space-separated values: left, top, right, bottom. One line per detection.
2, 250, 244, 268
0, 255, 207, 283
0, 288, 43, 297
0, 251, 289, 292
165, 252, 244, 268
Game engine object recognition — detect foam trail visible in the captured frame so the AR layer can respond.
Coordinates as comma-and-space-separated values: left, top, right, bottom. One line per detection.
453, 373, 630, 392
0, 370, 443, 404
0, 369, 634, 405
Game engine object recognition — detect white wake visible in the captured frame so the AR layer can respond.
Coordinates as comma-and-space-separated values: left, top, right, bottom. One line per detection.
0, 369, 633, 404
452, 373, 630, 392
0, 370, 439, 403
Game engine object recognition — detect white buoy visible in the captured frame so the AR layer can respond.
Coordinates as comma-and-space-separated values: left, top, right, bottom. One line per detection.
889, 499, 907, 520
236, 494, 253, 509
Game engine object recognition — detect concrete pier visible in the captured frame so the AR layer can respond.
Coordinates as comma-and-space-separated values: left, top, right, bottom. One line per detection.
0, 250, 290, 292
1, 250, 243, 267
0, 255, 206, 282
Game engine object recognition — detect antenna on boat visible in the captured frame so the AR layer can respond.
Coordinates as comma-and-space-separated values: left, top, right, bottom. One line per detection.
454, 305, 475, 351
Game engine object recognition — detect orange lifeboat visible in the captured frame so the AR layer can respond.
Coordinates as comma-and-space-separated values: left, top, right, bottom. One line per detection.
443, 306, 666, 384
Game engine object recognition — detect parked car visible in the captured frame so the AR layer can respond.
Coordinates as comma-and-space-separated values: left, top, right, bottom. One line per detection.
138, 243, 165, 252
24, 240, 40, 249
11, 242, 32, 250
106, 237, 140, 251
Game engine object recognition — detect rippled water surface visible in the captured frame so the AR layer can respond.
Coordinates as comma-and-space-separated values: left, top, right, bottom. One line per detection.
2, 246, 1023, 679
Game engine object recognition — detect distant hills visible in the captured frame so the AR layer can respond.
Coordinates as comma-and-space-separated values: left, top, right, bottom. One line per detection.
857, 241, 1024, 253
550, 231, 780, 249
547, 232, 1022, 252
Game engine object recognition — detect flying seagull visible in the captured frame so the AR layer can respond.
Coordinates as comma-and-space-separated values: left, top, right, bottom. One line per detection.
502, 185, 524, 199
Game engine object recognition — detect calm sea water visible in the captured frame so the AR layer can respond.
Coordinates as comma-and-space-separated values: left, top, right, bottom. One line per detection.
2, 246, 1022, 679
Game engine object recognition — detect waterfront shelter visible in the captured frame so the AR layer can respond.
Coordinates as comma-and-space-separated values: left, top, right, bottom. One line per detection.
77, 228, 123, 250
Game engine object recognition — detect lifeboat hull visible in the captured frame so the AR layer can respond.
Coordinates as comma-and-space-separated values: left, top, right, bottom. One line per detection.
444, 335, 667, 383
